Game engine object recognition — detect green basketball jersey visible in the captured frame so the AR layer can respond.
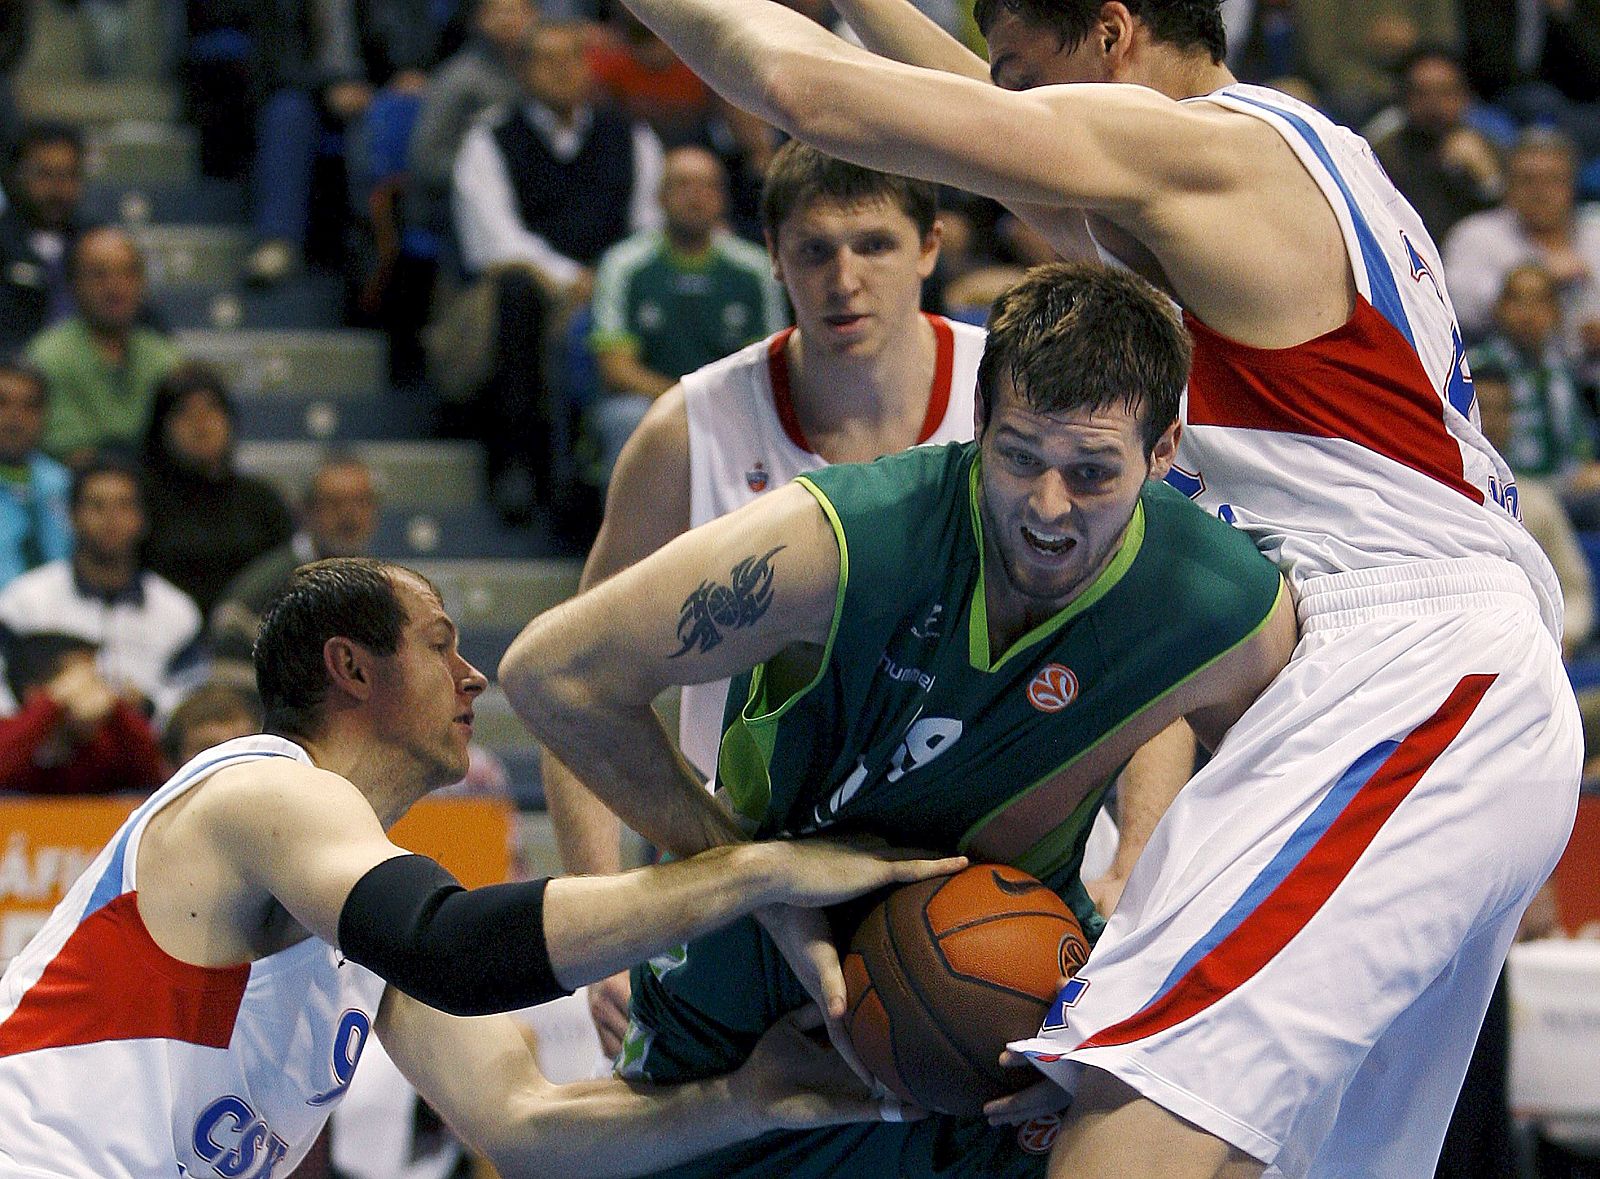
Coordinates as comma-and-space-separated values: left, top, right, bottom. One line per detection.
622, 442, 1283, 1178
717, 441, 1282, 928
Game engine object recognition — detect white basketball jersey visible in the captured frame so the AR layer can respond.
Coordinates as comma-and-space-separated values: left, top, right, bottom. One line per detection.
679, 314, 984, 778
1171, 84, 1562, 638
0, 736, 386, 1179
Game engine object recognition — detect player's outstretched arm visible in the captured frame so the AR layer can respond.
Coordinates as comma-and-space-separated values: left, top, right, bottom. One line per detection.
543, 389, 693, 880
829, 0, 989, 80
501, 481, 841, 859
380, 997, 902, 1178
612, 0, 1229, 219
544, 839, 966, 989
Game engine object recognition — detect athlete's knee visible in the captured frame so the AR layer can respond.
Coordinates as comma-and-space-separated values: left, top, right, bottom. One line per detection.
1047, 1067, 1265, 1179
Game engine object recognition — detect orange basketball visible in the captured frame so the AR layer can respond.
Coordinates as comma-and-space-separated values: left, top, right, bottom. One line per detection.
842, 863, 1089, 1116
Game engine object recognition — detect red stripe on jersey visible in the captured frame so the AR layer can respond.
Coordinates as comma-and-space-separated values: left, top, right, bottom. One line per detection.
1080, 673, 1496, 1050
768, 314, 956, 454
0, 892, 249, 1057
1184, 298, 1483, 505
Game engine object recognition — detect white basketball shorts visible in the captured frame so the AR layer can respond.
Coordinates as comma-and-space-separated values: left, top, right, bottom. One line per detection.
1012, 556, 1582, 1177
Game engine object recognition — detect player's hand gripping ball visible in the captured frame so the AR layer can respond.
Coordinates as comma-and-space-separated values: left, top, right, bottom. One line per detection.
842, 863, 1088, 1116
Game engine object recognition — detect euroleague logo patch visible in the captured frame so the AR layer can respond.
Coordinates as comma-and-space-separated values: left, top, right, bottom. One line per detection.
745, 462, 769, 492
1026, 663, 1078, 712
1017, 1114, 1062, 1154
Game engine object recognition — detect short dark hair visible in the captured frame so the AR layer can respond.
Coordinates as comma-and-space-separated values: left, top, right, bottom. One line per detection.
8, 121, 84, 175
253, 557, 434, 740
69, 453, 145, 514
976, 261, 1190, 454
973, 0, 1226, 65
4, 630, 97, 702
760, 141, 938, 242
144, 360, 237, 466
163, 680, 262, 764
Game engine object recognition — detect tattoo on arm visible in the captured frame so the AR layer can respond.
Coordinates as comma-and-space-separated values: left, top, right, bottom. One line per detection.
672, 546, 785, 657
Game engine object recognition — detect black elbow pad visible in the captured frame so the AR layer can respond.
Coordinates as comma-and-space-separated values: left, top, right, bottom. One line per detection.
336, 854, 568, 1016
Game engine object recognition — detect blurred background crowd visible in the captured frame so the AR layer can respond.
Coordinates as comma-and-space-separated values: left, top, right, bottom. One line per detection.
0, 0, 1599, 1173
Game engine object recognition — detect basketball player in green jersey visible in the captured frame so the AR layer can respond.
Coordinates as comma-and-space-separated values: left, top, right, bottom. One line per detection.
499, 262, 1297, 1176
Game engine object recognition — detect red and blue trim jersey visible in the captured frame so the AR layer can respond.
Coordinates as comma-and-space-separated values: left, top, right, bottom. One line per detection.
0, 735, 385, 1178
1169, 84, 1563, 640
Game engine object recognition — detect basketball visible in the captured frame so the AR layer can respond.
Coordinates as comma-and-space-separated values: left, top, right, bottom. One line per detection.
841, 863, 1089, 1116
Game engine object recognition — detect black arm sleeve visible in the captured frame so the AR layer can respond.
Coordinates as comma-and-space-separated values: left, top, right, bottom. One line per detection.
336, 854, 569, 1016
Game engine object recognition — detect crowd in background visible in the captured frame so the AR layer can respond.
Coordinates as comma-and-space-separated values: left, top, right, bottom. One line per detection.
0, 0, 1594, 773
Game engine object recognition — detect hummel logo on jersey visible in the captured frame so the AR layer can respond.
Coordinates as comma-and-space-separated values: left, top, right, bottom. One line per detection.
745, 462, 769, 492
1026, 664, 1078, 713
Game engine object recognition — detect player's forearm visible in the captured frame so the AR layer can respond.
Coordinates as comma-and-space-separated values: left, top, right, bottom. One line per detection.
543, 844, 784, 989
830, 0, 989, 80
382, 994, 769, 1178
501, 645, 741, 856
489, 1073, 765, 1178
1107, 719, 1196, 880
542, 749, 627, 875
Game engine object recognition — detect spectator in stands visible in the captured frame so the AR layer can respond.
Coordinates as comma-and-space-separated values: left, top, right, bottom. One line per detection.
0, 122, 88, 354
242, 0, 451, 287
0, 632, 166, 795
453, 19, 664, 294
1474, 347, 1595, 658
1295, 0, 1459, 125
587, 13, 713, 148
587, 146, 785, 483
1368, 48, 1506, 242
407, 0, 535, 246
162, 680, 261, 767
1470, 263, 1600, 524
208, 452, 379, 668
138, 362, 295, 618
1444, 129, 1600, 369
29, 227, 179, 467
1220, 0, 1305, 86
451, 19, 665, 521
0, 457, 203, 722
0, 358, 71, 591
1459, 0, 1600, 156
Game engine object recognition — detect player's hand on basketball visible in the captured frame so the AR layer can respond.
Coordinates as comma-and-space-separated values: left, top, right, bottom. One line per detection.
982, 1049, 1072, 1126
732, 1005, 928, 1131
587, 970, 632, 1058
754, 902, 877, 1089
759, 836, 967, 908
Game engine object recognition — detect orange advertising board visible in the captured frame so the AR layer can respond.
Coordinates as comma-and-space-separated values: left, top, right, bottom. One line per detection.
0, 795, 514, 965
1553, 793, 1600, 938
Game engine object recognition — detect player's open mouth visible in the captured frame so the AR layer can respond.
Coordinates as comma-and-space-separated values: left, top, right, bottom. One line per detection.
1021, 525, 1074, 556
824, 313, 867, 330
455, 712, 474, 730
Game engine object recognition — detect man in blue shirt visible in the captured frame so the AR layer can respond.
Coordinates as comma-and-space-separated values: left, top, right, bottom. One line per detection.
0, 357, 71, 591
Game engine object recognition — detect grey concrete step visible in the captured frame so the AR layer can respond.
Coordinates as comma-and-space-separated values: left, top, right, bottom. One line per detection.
237, 440, 484, 509
150, 276, 346, 334
409, 558, 582, 632
85, 179, 248, 229
19, 79, 177, 125
235, 390, 431, 443
177, 329, 388, 399
86, 123, 197, 186
135, 225, 249, 288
